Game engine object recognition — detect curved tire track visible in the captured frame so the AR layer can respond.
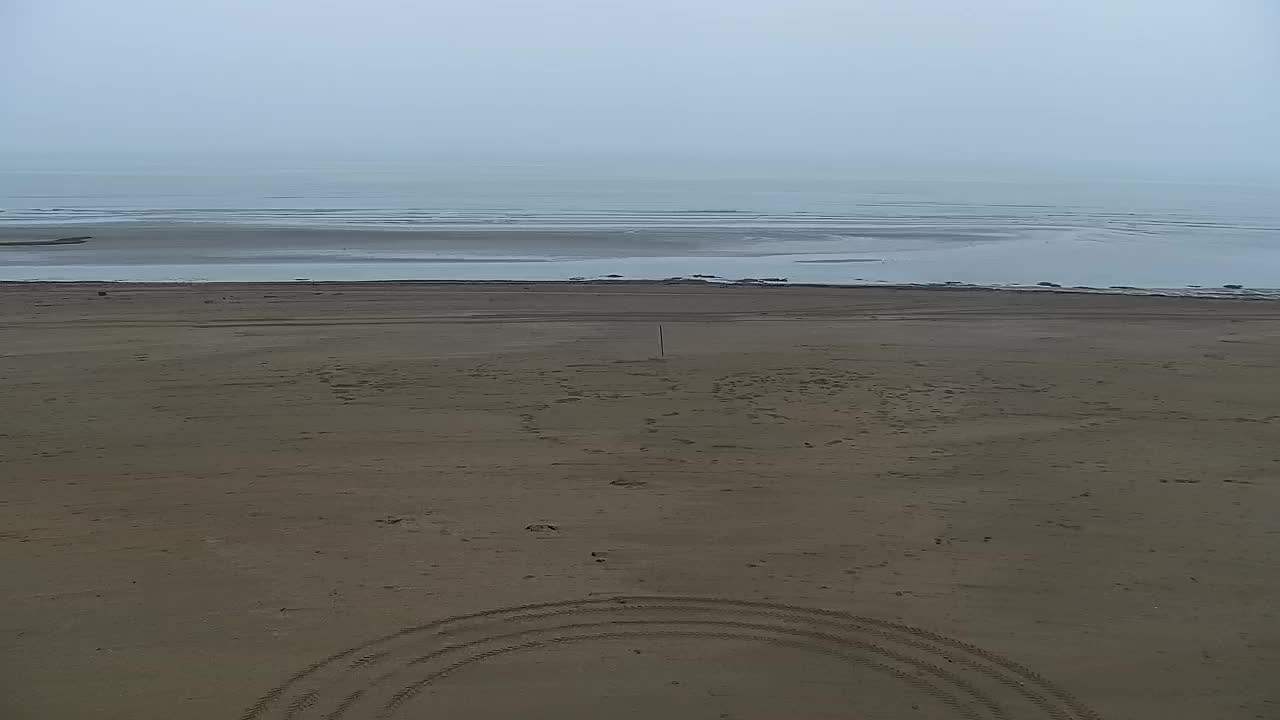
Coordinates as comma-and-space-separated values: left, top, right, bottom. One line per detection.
241, 596, 1100, 720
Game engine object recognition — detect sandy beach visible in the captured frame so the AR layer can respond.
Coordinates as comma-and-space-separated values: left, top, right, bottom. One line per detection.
2, 282, 1278, 719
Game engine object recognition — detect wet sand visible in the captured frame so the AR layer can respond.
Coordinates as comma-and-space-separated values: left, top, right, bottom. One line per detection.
2, 282, 1278, 719
0, 223, 767, 262
5, 222, 1280, 289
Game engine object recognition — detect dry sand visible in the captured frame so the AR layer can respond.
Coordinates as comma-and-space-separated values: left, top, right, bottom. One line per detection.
2, 282, 1278, 720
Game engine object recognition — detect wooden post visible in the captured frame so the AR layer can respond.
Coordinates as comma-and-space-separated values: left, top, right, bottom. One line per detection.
659, 324, 665, 357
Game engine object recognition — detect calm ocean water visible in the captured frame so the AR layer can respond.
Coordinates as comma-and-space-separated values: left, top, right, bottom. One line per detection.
2, 153, 1278, 290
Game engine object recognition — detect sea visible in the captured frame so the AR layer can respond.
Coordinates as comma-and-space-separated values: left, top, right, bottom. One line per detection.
2, 152, 1277, 294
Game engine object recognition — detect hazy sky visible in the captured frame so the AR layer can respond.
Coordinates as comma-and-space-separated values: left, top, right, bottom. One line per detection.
2, 0, 1277, 176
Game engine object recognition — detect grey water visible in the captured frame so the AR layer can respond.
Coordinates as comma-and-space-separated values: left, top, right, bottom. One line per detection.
2, 152, 1278, 291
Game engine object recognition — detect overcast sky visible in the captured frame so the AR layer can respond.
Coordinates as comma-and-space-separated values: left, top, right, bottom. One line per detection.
2, 0, 1277, 176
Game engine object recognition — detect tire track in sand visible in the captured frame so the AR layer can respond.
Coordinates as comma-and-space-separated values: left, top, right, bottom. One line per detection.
241, 596, 1101, 720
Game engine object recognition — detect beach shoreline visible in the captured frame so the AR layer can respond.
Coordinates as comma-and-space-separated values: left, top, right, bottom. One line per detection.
3, 278, 1276, 303
3, 221, 1278, 291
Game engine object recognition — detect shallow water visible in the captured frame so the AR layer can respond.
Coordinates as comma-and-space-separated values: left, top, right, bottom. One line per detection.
2, 153, 1277, 291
